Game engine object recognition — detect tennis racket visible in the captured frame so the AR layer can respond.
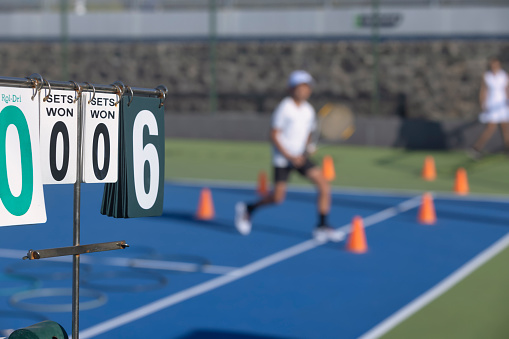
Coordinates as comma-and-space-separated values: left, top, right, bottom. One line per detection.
307, 103, 355, 154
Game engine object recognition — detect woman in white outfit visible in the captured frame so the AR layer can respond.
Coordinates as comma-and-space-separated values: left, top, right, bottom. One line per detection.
469, 57, 509, 159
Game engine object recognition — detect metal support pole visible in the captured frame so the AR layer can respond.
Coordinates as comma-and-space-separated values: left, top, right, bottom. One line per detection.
209, 0, 218, 113
72, 91, 84, 339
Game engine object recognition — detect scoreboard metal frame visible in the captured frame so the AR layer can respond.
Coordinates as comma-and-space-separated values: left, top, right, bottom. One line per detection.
0, 74, 167, 339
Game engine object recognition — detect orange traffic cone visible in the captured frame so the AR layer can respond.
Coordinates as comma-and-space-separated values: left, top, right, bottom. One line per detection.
257, 170, 268, 196
322, 155, 336, 181
346, 216, 368, 253
418, 192, 436, 225
196, 188, 215, 220
454, 168, 469, 195
422, 156, 436, 181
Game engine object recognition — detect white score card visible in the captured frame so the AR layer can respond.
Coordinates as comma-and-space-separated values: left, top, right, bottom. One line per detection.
0, 87, 47, 227
82, 92, 119, 183
39, 89, 78, 184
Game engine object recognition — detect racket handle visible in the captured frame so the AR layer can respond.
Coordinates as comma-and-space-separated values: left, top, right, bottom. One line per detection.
306, 143, 317, 155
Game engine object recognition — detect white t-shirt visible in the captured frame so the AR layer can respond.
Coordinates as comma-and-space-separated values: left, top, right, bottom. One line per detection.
271, 97, 316, 167
484, 70, 508, 108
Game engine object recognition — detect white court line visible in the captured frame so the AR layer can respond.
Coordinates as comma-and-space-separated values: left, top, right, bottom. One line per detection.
79, 195, 422, 339
0, 249, 238, 275
358, 232, 509, 339
168, 178, 509, 203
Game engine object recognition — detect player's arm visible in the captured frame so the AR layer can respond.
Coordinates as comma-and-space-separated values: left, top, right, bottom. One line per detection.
305, 132, 316, 155
306, 133, 313, 146
305, 113, 318, 155
270, 128, 305, 166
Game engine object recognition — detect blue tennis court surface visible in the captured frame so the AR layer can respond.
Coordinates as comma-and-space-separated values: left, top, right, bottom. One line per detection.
1, 182, 509, 338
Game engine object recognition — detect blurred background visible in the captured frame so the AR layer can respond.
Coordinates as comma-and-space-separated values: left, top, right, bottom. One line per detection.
2, 2, 509, 339
0, 0, 508, 150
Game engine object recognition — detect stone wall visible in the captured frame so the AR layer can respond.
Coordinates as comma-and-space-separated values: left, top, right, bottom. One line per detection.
1, 39, 508, 119
165, 112, 505, 151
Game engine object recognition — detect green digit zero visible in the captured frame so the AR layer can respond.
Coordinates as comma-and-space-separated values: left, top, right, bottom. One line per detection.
0, 106, 33, 216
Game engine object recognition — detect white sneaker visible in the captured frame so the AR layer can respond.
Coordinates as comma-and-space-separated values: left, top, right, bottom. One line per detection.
313, 226, 345, 243
466, 147, 482, 161
235, 202, 252, 235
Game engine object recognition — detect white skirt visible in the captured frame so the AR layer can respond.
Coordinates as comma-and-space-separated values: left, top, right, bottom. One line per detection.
479, 102, 509, 124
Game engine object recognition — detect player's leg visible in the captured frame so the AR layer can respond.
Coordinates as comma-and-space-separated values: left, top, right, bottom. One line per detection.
499, 122, 509, 152
299, 160, 342, 242
234, 167, 289, 235
305, 167, 331, 223
247, 181, 287, 211
470, 123, 497, 158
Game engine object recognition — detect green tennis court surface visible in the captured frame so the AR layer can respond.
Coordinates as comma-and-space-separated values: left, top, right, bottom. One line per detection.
165, 138, 509, 339
165, 138, 509, 195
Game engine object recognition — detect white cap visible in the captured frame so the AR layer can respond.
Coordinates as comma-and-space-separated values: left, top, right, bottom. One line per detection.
287, 70, 314, 88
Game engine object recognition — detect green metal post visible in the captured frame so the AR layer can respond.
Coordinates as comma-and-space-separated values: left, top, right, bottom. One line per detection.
209, 0, 218, 113
60, 0, 69, 80
371, 0, 380, 116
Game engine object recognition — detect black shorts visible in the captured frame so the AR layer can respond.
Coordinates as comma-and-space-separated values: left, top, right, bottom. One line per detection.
274, 158, 317, 183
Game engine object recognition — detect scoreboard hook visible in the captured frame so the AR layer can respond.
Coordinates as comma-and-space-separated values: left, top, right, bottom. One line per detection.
84, 82, 96, 104
158, 91, 165, 108
111, 83, 124, 107
155, 85, 167, 108
112, 81, 126, 95
69, 81, 83, 103
42, 78, 52, 102
126, 85, 134, 106
27, 73, 44, 101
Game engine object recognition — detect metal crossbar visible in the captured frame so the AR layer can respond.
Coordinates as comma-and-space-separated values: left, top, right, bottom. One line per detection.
0, 76, 166, 98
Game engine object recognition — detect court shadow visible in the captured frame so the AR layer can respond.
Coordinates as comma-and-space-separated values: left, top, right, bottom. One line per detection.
206, 187, 259, 198
161, 210, 312, 240
285, 192, 396, 211
176, 329, 295, 339
161, 211, 236, 234
253, 223, 313, 240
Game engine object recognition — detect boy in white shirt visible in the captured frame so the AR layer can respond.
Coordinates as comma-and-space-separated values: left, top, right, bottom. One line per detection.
235, 70, 340, 242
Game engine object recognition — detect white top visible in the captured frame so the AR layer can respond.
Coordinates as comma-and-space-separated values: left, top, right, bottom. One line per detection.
271, 97, 316, 167
479, 70, 509, 123
484, 70, 508, 109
